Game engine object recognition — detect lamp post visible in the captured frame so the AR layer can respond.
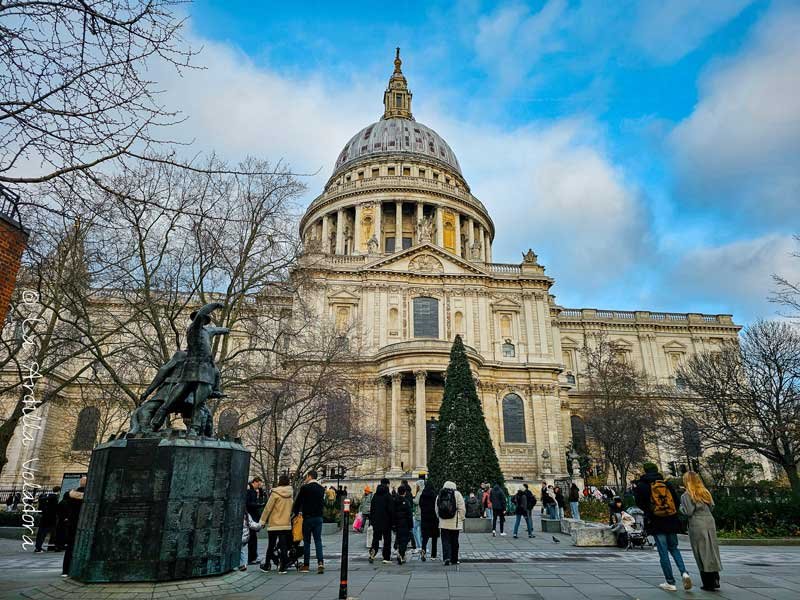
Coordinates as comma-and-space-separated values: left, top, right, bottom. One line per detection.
338, 498, 351, 600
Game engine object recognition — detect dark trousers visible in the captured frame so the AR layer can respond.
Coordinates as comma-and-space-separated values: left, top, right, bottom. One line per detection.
700, 571, 720, 589
302, 516, 324, 566
62, 537, 75, 575
264, 530, 290, 570
35, 526, 52, 551
441, 529, 460, 563
492, 510, 505, 533
371, 527, 392, 561
396, 528, 411, 558
247, 527, 258, 563
421, 532, 438, 558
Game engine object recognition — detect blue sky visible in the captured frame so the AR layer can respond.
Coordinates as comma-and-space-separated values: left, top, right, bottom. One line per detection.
159, 0, 800, 323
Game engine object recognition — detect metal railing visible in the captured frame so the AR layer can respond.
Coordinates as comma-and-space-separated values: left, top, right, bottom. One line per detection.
0, 184, 23, 228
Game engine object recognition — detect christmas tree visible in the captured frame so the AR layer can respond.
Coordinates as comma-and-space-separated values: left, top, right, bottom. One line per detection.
427, 335, 505, 493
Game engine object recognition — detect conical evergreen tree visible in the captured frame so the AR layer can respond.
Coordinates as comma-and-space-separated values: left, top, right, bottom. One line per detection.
427, 335, 505, 493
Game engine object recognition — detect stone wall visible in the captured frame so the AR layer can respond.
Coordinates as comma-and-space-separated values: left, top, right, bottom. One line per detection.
0, 213, 28, 323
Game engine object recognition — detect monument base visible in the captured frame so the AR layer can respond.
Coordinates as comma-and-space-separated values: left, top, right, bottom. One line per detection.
70, 434, 250, 582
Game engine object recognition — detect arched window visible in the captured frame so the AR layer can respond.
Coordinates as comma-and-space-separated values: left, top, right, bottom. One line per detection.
72, 407, 100, 451
218, 409, 240, 437
454, 311, 464, 336
335, 306, 350, 333
413, 297, 438, 338
500, 314, 512, 339
326, 391, 352, 438
388, 307, 399, 334
502, 394, 526, 443
571, 415, 587, 452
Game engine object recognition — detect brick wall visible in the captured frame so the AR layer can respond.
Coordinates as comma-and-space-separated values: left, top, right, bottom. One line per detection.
0, 215, 28, 322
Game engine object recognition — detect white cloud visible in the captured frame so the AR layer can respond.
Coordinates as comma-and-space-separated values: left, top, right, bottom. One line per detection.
664, 234, 800, 322
670, 6, 800, 225
632, 1, 753, 64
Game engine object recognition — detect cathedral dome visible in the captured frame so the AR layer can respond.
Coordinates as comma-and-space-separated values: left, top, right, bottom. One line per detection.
333, 118, 462, 178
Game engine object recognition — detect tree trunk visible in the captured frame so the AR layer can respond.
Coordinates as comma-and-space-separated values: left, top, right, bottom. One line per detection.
784, 462, 800, 494
0, 399, 26, 478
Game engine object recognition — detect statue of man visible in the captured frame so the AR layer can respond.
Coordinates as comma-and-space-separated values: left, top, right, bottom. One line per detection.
151, 303, 229, 434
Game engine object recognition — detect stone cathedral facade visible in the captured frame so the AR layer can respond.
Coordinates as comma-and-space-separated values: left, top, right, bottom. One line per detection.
295, 51, 741, 482
0, 52, 744, 488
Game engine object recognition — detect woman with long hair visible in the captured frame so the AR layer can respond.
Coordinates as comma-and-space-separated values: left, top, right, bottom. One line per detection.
681, 471, 722, 591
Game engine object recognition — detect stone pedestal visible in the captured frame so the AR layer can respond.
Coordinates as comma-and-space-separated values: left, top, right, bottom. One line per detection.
70, 435, 250, 582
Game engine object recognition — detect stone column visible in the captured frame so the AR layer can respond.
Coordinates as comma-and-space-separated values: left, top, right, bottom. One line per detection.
485, 232, 492, 263
467, 217, 475, 250
389, 372, 402, 474
435, 206, 444, 247
478, 225, 485, 261
374, 202, 382, 252
335, 209, 344, 255
417, 201, 424, 223
395, 201, 403, 252
376, 377, 387, 471
414, 370, 427, 473
455, 213, 462, 257
321, 214, 330, 254
354, 203, 363, 253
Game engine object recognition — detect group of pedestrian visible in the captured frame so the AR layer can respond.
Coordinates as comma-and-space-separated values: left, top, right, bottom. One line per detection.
633, 463, 722, 592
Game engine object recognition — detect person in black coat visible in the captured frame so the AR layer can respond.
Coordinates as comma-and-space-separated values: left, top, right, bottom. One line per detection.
34, 487, 60, 552
418, 484, 439, 561
523, 484, 536, 522
512, 489, 534, 538
60, 478, 86, 576
393, 486, 414, 564
554, 486, 566, 520
369, 480, 394, 563
245, 477, 266, 564
633, 463, 692, 591
291, 470, 326, 573
489, 483, 507, 536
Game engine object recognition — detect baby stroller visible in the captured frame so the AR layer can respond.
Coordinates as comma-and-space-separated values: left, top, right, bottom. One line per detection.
263, 535, 304, 571
625, 507, 652, 550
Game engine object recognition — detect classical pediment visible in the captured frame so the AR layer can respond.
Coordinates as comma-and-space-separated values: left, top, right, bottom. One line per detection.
363, 243, 487, 276
327, 289, 361, 303
662, 340, 688, 351
491, 297, 522, 311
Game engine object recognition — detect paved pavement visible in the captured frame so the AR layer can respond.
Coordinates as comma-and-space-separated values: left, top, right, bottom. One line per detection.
1, 518, 799, 599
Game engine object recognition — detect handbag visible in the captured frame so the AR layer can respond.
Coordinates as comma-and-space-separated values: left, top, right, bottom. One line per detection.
291, 514, 304, 543
352, 513, 363, 532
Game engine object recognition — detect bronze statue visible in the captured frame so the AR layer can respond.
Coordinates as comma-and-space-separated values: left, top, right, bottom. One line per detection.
141, 302, 229, 436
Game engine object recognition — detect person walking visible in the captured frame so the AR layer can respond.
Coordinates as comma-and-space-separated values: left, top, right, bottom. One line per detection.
361, 485, 373, 532
292, 470, 326, 574
418, 483, 439, 561
34, 486, 60, 552
246, 476, 266, 565
436, 481, 465, 566
512, 488, 534, 538
568, 483, 581, 521
259, 474, 293, 574
393, 485, 414, 564
634, 463, 693, 592
681, 472, 722, 591
369, 479, 394, 564
411, 483, 422, 550
482, 485, 492, 521
489, 483, 507, 537
523, 484, 536, 524
554, 486, 566, 520
60, 477, 86, 577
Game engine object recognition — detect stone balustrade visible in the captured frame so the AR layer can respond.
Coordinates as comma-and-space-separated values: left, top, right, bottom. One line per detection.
558, 308, 735, 326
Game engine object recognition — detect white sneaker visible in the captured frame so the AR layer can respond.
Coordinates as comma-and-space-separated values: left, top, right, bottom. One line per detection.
658, 582, 677, 592
682, 573, 693, 590
492, 530, 496, 537
500, 532, 506, 536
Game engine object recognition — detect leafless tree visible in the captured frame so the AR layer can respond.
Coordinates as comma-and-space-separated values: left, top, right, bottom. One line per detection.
771, 234, 800, 320
678, 320, 800, 492
579, 334, 664, 488
0, 0, 195, 186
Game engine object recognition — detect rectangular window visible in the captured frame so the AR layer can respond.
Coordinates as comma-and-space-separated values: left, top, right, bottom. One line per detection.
402, 237, 412, 249
395, 93, 402, 107
433, 172, 439, 180
387, 166, 395, 175
385, 237, 396, 252
419, 168, 426, 177
358, 171, 364, 179
413, 297, 439, 338
372, 167, 379, 177
403, 167, 411, 176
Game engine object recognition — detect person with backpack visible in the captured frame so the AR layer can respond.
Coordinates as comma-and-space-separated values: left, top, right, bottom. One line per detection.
512, 489, 534, 538
368, 479, 394, 564
435, 481, 465, 566
634, 463, 693, 592
393, 485, 414, 564
489, 483, 506, 537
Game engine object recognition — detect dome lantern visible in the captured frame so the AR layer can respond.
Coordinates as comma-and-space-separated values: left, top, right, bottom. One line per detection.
382, 47, 413, 120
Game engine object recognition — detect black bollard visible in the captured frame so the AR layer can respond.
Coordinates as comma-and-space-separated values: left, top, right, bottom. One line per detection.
339, 498, 350, 599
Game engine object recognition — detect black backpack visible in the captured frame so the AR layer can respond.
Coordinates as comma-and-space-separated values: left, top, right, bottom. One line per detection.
437, 488, 457, 519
